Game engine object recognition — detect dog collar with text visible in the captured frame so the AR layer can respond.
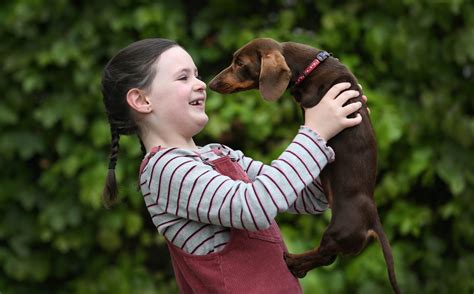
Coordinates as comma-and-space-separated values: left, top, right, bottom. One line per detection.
294, 51, 331, 86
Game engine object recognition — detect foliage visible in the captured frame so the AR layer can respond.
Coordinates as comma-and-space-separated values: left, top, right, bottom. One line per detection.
0, 0, 473, 293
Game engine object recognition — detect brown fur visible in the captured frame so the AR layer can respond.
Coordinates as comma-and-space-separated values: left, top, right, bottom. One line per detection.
209, 38, 400, 293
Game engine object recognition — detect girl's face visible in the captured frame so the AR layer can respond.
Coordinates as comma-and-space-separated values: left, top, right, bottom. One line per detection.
146, 46, 208, 139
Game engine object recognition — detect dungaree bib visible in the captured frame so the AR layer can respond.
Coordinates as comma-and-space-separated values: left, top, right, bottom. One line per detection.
140, 148, 302, 294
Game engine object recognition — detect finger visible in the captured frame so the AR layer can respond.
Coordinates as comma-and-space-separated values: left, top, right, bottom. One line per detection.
334, 90, 360, 105
343, 113, 362, 127
342, 101, 362, 117
361, 95, 370, 114
323, 82, 351, 101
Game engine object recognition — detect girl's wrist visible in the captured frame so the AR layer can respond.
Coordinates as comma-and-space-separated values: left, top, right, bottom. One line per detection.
299, 125, 336, 163
303, 123, 329, 142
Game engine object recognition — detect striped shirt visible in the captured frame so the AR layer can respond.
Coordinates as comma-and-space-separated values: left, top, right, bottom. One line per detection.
139, 126, 334, 255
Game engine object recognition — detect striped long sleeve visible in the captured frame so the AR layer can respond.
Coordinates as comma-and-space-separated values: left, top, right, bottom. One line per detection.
235, 132, 329, 214
140, 126, 334, 255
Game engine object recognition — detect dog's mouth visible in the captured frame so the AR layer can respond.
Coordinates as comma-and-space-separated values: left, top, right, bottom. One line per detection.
209, 80, 233, 93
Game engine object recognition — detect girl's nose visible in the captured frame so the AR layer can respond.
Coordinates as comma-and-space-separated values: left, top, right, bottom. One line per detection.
195, 77, 207, 91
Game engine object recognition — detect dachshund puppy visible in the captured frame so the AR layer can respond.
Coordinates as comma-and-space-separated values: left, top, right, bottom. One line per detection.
209, 38, 400, 294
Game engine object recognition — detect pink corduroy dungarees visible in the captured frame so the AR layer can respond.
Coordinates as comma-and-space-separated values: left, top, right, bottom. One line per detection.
141, 148, 302, 293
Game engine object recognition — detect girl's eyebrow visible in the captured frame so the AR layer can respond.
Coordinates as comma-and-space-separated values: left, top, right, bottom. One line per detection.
175, 67, 198, 76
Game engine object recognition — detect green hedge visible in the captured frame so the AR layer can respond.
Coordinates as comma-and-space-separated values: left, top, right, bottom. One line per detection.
1, 1, 472, 293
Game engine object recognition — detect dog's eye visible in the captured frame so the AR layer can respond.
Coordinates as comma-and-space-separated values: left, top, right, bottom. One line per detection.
235, 60, 243, 67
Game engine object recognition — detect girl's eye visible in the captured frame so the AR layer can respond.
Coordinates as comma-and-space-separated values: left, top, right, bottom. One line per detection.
178, 76, 188, 81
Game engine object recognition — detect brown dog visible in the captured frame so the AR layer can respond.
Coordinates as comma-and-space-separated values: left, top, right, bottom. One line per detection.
209, 38, 400, 293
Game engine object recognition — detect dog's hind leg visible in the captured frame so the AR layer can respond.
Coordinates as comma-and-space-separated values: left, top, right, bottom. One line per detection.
284, 235, 340, 278
285, 222, 368, 278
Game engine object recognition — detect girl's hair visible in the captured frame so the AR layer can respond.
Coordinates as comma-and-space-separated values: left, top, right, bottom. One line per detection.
101, 38, 178, 208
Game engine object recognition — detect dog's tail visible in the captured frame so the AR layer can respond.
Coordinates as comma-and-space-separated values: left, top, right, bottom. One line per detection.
373, 219, 401, 294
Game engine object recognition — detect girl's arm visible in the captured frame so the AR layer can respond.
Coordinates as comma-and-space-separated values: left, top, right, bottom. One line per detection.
140, 126, 333, 233
235, 126, 329, 215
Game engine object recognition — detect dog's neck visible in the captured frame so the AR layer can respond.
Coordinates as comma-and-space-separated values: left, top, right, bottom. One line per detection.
282, 42, 320, 85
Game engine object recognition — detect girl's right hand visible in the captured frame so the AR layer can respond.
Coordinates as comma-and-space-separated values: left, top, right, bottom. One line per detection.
304, 82, 362, 142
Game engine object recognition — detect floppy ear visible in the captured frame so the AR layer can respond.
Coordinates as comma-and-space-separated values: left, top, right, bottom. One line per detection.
259, 51, 291, 101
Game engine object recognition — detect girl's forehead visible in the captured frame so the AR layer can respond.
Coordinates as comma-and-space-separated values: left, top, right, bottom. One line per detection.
157, 46, 196, 71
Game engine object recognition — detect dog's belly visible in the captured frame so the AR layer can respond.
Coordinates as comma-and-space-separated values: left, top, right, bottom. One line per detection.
323, 196, 378, 254
320, 119, 379, 255
324, 115, 377, 198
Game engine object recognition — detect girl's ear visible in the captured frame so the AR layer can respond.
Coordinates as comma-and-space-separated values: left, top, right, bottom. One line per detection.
126, 88, 151, 113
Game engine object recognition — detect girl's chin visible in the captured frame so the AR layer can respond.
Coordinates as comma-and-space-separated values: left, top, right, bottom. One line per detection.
199, 115, 209, 127
193, 114, 209, 131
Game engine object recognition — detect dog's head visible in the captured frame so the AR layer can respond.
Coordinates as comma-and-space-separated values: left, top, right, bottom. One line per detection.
209, 38, 291, 101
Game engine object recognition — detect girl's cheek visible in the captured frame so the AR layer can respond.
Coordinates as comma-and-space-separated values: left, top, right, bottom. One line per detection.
177, 87, 192, 98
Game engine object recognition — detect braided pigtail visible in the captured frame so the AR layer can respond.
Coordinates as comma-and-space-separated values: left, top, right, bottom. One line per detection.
103, 127, 120, 208
101, 38, 178, 208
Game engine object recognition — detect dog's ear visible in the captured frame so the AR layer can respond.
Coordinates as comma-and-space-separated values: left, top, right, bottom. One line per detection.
259, 51, 291, 101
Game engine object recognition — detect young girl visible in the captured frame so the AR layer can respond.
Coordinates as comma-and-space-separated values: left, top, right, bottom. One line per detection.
101, 38, 364, 293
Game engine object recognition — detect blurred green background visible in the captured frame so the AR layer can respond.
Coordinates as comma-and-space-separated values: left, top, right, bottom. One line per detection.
1, 0, 473, 293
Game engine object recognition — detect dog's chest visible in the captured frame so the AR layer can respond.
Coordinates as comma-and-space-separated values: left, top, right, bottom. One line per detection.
290, 84, 325, 109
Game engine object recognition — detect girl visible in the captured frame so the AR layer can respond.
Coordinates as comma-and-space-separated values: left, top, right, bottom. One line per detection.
101, 38, 364, 293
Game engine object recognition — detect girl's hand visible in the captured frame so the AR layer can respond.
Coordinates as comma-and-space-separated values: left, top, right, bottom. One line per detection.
304, 82, 362, 141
